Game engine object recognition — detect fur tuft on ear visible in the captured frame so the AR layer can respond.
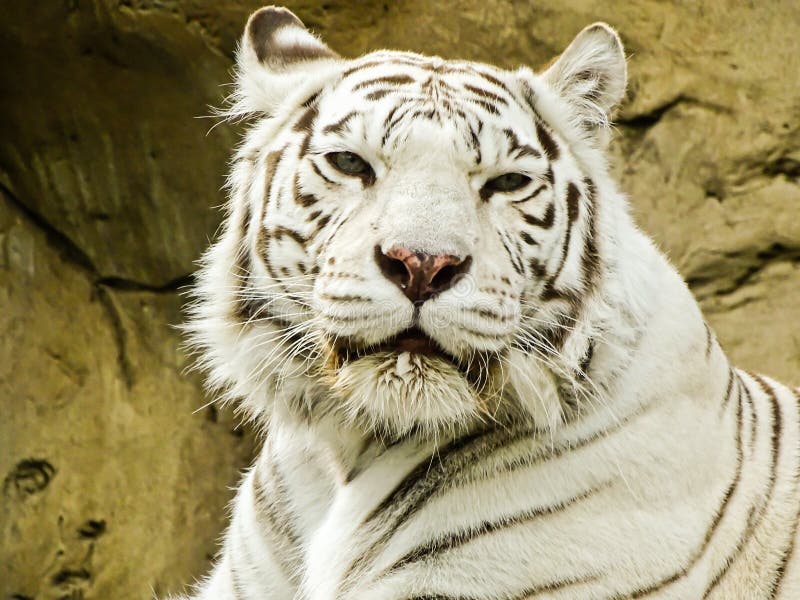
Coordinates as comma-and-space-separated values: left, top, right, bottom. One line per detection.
542, 23, 627, 138
229, 6, 342, 117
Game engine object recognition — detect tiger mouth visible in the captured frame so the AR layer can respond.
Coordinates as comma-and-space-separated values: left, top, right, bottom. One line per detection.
334, 327, 499, 390
337, 327, 454, 363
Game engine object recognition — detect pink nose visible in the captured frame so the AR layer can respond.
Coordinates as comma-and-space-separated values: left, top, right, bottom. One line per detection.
375, 245, 471, 305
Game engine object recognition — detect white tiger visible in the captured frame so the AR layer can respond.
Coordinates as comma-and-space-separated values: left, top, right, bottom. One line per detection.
176, 5, 800, 599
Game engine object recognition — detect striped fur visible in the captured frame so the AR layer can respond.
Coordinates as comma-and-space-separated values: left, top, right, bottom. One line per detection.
175, 7, 800, 599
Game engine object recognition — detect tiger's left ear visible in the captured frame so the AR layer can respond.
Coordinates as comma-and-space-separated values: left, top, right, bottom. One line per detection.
233, 6, 342, 116
541, 23, 627, 136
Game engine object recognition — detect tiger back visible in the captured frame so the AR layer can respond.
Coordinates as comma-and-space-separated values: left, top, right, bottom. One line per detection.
176, 6, 800, 599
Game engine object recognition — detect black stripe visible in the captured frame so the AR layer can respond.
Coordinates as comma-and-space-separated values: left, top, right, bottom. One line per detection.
298, 132, 311, 157
528, 257, 546, 278
468, 122, 482, 165
769, 387, 800, 598
701, 506, 758, 598
535, 120, 560, 161
364, 430, 494, 525
719, 367, 736, 414
500, 234, 525, 275
385, 103, 416, 146
353, 73, 416, 91
579, 177, 600, 290
383, 481, 611, 577
462, 96, 500, 115
256, 236, 279, 283
365, 88, 394, 101
518, 203, 555, 228
425, 76, 459, 94
272, 226, 308, 247
341, 57, 424, 77
578, 339, 595, 378
503, 128, 541, 159
254, 148, 287, 283
318, 293, 371, 303
293, 174, 318, 207
429, 64, 474, 76
381, 104, 402, 147
541, 310, 580, 351
323, 110, 358, 135
238, 204, 251, 245
408, 107, 441, 122
293, 102, 318, 133
253, 461, 302, 581
511, 184, 547, 205
565, 181, 581, 222
474, 393, 662, 489
463, 306, 508, 322
701, 374, 782, 597
517, 80, 544, 122
463, 83, 508, 105
754, 375, 782, 475
312, 213, 331, 236
472, 69, 512, 96
405, 574, 599, 600
311, 160, 335, 185
263, 147, 286, 210
612, 374, 745, 599
354, 74, 415, 90
540, 183, 580, 301
339, 428, 525, 595
263, 148, 285, 206
232, 203, 255, 320
742, 378, 757, 450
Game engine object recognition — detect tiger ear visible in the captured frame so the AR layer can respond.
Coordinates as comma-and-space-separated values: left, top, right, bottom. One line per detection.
244, 6, 338, 66
233, 6, 341, 115
541, 23, 627, 136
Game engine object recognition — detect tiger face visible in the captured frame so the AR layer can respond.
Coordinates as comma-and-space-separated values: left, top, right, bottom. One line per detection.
190, 7, 628, 438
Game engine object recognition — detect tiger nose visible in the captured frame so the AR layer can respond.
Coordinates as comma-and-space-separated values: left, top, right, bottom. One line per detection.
375, 245, 472, 305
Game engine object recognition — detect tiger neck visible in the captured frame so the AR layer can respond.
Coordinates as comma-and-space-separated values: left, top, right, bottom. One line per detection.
570, 220, 726, 423
508, 207, 726, 443
267, 223, 720, 477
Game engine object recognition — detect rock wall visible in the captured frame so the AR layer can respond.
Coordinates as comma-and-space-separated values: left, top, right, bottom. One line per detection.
1, 1, 797, 598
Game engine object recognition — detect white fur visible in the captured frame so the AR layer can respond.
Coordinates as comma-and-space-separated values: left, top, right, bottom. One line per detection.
172, 9, 800, 600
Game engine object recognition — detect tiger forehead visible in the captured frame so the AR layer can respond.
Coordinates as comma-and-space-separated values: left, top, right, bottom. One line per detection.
309, 54, 544, 161
339, 52, 517, 106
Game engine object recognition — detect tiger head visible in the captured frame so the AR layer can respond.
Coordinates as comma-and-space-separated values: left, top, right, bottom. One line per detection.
188, 6, 631, 439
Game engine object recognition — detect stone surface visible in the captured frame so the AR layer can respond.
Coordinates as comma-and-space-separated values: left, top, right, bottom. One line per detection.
0, 1, 798, 598
0, 189, 254, 599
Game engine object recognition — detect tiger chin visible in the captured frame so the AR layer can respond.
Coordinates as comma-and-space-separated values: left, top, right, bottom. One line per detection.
175, 5, 800, 600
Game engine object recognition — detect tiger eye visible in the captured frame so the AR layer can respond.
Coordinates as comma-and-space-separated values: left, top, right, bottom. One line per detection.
326, 151, 373, 177
486, 172, 531, 193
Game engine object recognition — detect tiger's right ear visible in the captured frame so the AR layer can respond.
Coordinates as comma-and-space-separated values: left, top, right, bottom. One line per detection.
233, 6, 342, 115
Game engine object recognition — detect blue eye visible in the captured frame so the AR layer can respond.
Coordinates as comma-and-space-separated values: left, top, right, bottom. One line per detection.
486, 172, 531, 193
326, 152, 373, 177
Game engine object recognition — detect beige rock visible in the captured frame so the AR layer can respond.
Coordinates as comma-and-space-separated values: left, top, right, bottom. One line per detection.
0, 189, 255, 598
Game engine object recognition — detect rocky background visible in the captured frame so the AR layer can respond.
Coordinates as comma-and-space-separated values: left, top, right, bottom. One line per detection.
1, 1, 797, 598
